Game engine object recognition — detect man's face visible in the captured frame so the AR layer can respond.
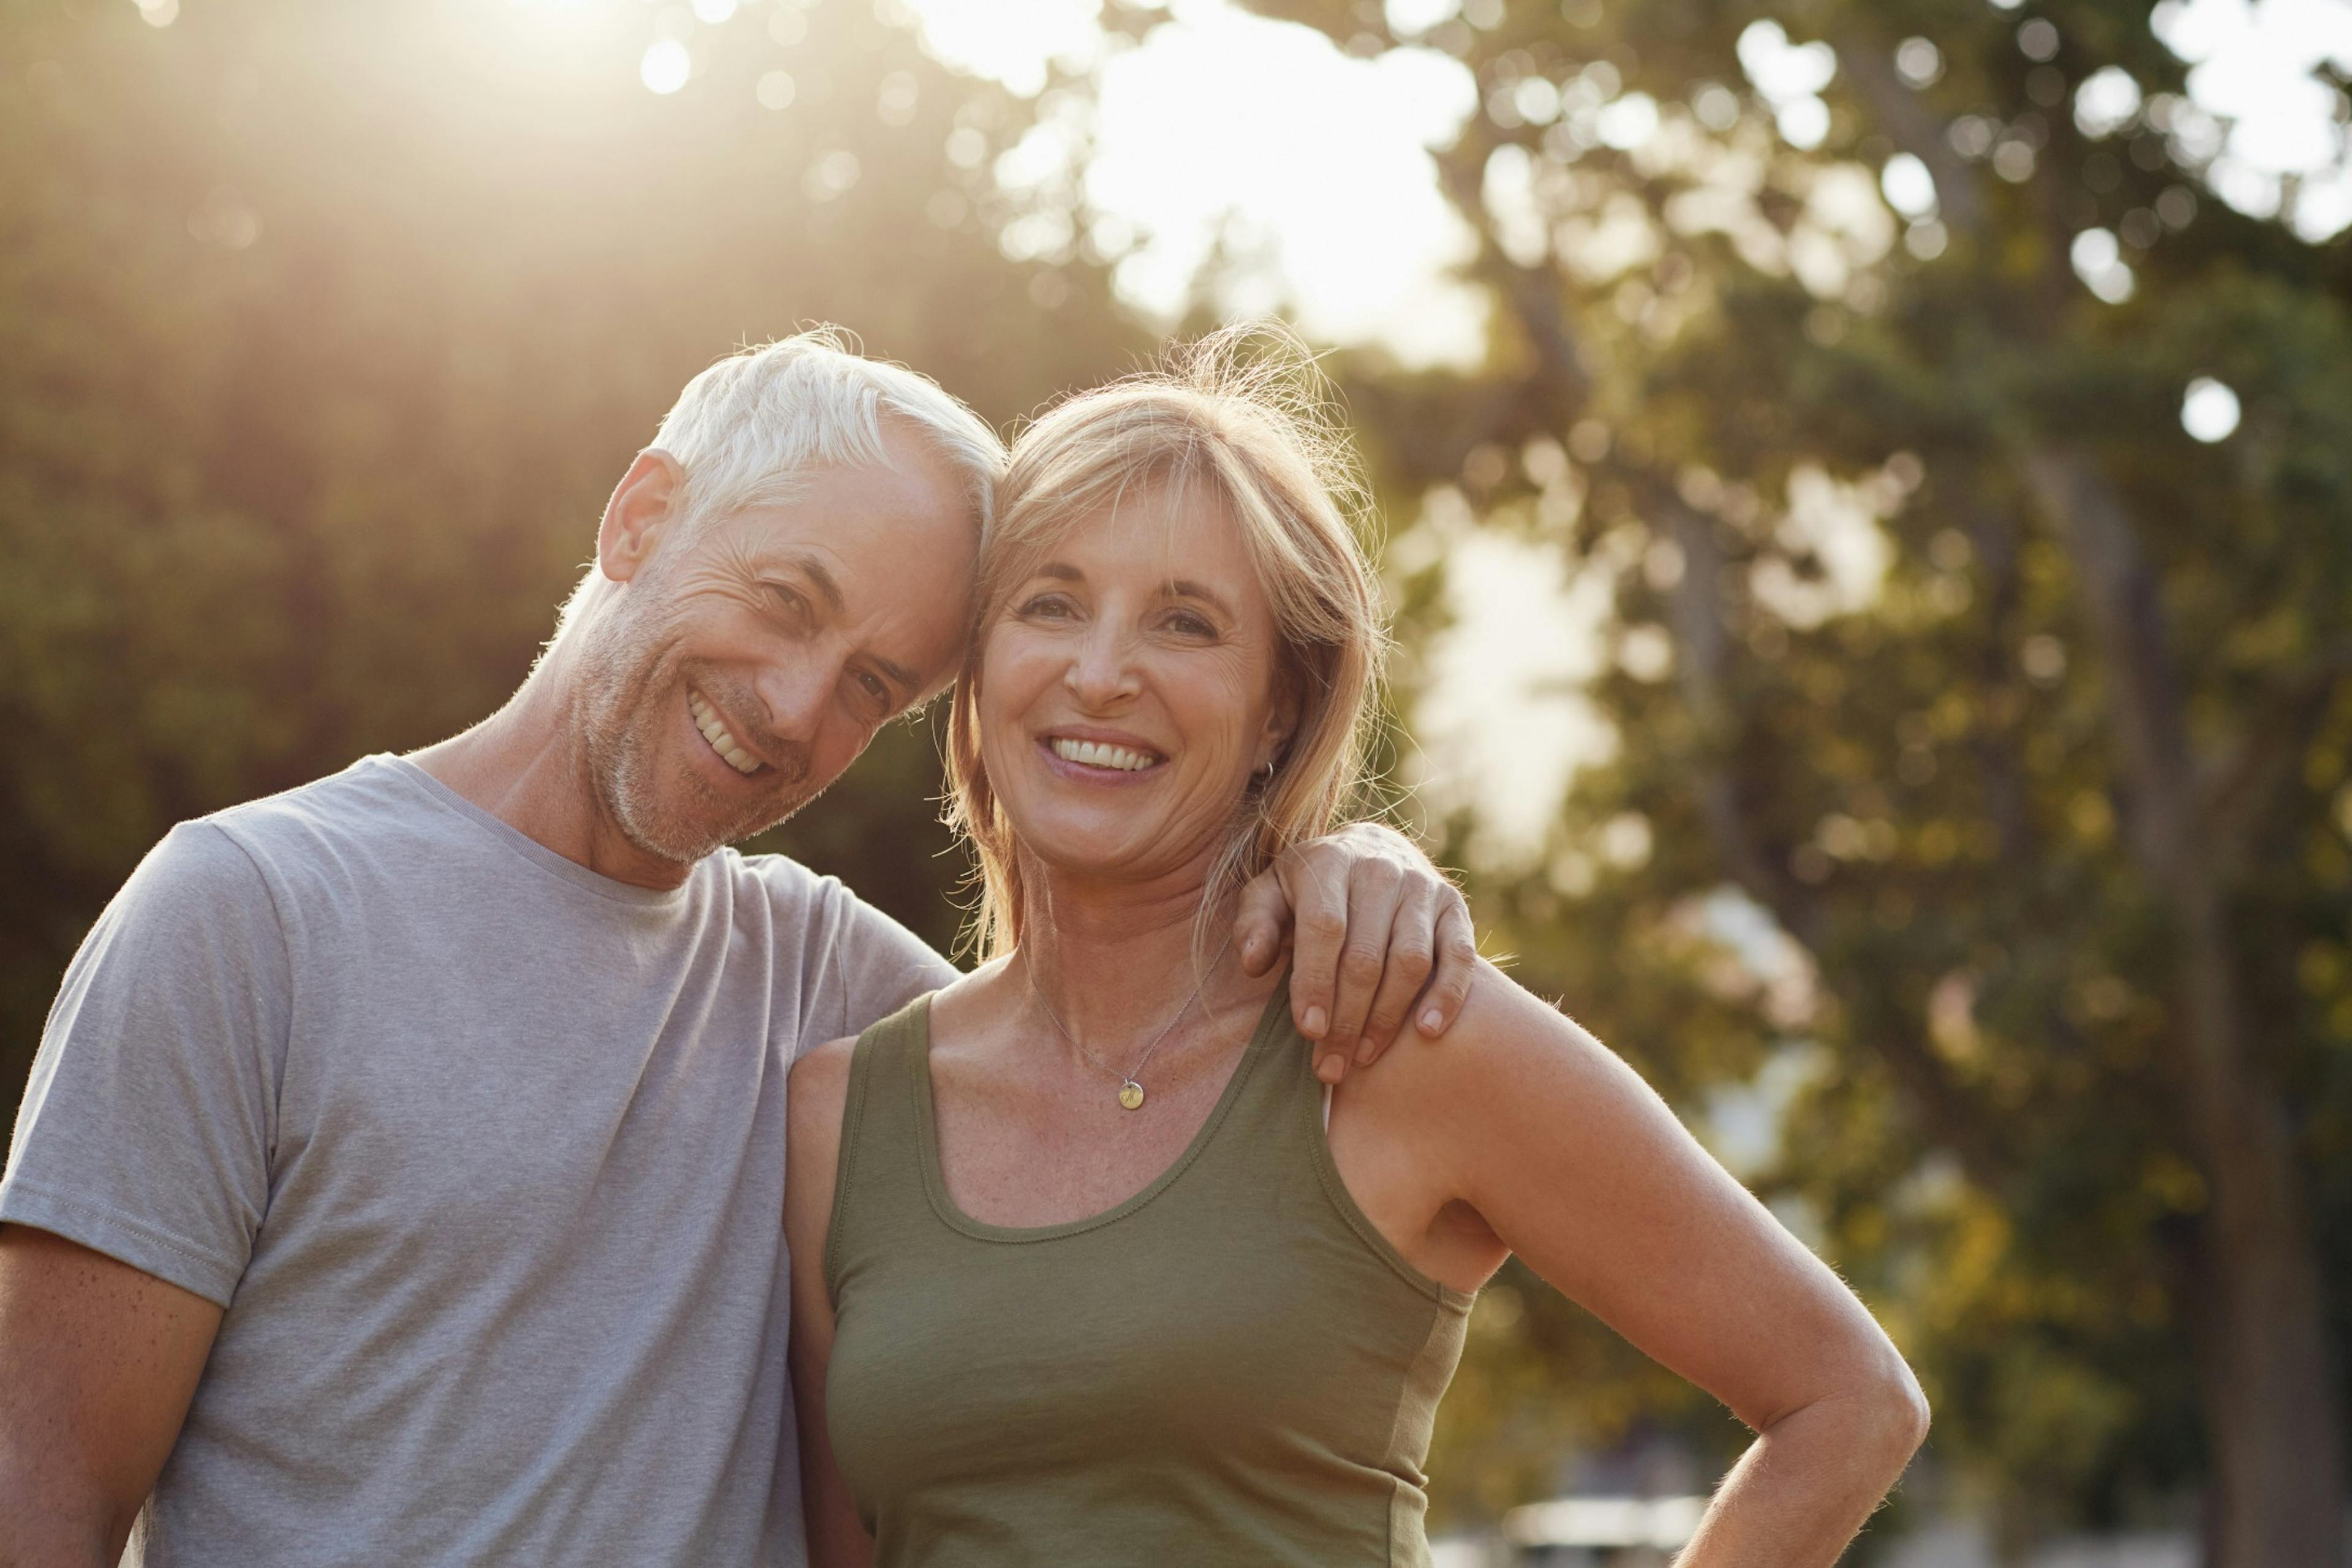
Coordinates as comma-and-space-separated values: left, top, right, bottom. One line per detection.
572, 434, 978, 867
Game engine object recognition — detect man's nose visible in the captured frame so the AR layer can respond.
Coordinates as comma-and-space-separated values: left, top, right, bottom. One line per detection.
753, 652, 835, 741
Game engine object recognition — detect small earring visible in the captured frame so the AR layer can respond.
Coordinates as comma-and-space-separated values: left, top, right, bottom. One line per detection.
1255, 761, 1275, 782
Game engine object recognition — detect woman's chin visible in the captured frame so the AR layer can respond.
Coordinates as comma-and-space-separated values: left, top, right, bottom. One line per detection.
1014, 816, 1206, 884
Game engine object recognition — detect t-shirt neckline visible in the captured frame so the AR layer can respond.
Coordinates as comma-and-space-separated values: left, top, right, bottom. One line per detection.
369, 753, 699, 909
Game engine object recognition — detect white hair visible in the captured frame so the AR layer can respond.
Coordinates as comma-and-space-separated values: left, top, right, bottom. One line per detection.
550, 326, 1004, 650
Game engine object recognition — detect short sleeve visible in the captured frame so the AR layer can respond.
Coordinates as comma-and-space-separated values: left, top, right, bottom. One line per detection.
1, 821, 290, 1307
812, 881, 957, 1057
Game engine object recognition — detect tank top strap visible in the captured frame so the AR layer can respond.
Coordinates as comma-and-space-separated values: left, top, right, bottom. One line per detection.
1202, 982, 1477, 1313
1197, 983, 1327, 1164
823, 990, 939, 1308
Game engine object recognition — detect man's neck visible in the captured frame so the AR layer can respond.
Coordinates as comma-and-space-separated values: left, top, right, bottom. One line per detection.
408, 663, 695, 892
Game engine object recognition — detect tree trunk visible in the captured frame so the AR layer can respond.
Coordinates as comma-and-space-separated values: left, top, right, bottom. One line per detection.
2027, 449, 2346, 1567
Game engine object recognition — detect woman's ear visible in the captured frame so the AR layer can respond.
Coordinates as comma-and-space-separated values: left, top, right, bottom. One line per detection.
1254, 672, 1303, 778
597, 450, 685, 585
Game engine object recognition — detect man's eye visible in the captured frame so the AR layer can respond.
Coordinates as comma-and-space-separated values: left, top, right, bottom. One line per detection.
767, 583, 809, 617
854, 670, 890, 704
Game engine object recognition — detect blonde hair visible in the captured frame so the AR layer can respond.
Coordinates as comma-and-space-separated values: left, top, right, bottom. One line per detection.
944, 324, 1388, 960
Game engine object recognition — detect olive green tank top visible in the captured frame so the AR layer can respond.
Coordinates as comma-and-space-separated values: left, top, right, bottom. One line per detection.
822, 987, 1475, 1567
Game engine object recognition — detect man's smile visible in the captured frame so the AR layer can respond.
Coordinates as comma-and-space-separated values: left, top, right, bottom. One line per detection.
688, 689, 764, 776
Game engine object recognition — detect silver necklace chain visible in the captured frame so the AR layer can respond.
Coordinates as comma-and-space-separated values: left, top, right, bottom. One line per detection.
1026, 936, 1235, 1112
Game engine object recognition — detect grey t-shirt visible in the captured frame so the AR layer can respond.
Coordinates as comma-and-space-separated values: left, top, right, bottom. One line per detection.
0, 754, 954, 1567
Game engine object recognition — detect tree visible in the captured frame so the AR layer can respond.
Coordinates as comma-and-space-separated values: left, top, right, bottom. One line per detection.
0, 0, 1144, 1106
1214, 0, 2352, 1559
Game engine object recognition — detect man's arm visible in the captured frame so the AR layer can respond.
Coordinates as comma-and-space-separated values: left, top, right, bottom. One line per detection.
0, 820, 288, 1563
814, 821, 1476, 1082
0, 1226, 222, 1567
785, 1041, 875, 1568
1232, 821, 1478, 1082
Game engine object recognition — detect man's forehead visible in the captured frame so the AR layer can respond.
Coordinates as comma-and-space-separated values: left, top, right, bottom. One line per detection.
734, 527, 974, 606
729, 448, 978, 546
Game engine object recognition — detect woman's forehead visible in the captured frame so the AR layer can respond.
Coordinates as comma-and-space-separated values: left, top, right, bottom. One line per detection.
1020, 475, 1250, 576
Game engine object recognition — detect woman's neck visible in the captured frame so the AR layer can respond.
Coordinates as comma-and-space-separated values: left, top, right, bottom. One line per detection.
1011, 861, 1245, 1046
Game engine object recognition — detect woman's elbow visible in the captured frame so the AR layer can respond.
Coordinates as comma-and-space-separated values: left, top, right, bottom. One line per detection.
1863, 1356, 1932, 1468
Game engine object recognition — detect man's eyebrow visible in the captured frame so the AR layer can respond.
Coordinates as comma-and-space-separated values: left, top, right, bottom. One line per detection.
787, 552, 845, 614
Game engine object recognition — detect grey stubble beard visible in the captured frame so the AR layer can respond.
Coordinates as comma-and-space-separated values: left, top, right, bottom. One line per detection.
570, 586, 818, 867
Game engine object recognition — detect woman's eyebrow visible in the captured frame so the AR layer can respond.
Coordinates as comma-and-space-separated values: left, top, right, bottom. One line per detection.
1164, 579, 1234, 618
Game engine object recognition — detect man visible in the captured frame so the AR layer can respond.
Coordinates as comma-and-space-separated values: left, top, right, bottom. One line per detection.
0, 331, 1475, 1567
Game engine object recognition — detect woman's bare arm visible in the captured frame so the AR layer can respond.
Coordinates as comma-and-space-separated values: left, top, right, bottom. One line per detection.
1370, 963, 1928, 1566
785, 1038, 876, 1568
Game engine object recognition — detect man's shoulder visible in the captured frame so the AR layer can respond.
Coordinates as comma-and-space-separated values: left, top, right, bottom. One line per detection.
112, 760, 396, 905
200, 753, 420, 858
712, 846, 859, 932
719, 845, 833, 895
721, 850, 956, 1019
172, 755, 494, 918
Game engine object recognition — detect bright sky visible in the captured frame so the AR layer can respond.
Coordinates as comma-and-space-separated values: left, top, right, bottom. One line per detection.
905, 0, 1488, 368
903, 0, 2351, 358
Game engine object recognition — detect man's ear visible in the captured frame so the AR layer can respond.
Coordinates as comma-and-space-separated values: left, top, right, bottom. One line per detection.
597, 450, 685, 586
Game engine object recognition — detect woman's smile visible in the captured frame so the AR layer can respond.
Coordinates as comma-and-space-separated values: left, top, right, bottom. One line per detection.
1037, 728, 1168, 782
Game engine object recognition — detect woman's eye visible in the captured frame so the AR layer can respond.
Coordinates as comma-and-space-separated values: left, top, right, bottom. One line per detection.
1018, 594, 1073, 620
1166, 611, 1216, 638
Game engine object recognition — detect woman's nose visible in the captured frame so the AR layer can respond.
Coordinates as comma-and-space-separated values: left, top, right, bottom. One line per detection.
1064, 625, 1139, 708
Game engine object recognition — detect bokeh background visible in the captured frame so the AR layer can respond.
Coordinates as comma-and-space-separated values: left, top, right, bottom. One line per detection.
6, 0, 2351, 1562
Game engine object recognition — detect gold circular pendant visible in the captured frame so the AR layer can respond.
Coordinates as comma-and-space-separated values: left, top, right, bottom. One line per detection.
1118, 1081, 1146, 1111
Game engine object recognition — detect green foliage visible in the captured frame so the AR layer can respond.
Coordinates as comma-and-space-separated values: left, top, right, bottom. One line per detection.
0, 0, 1143, 1101
1237, 0, 2352, 1545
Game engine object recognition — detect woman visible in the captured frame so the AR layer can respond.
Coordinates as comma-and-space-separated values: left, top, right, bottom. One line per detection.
786, 330, 1928, 1566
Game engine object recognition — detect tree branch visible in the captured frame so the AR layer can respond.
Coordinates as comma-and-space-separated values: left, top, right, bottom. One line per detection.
2199, 639, 2352, 876
1833, 36, 1986, 239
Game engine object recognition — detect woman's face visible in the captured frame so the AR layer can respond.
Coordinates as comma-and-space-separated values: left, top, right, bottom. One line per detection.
976, 478, 1296, 890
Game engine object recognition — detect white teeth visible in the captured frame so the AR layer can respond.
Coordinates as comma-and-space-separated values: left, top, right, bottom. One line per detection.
1049, 737, 1158, 772
688, 693, 762, 776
